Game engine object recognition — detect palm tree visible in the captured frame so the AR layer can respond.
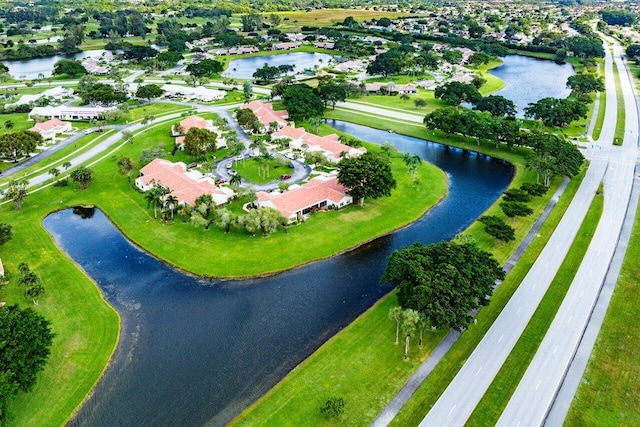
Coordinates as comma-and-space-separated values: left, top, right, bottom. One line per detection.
389, 306, 402, 345
230, 173, 242, 187
48, 167, 60, 183
401, 309, 420, 360
4, 120, 14, 130
165, 195, 179, 219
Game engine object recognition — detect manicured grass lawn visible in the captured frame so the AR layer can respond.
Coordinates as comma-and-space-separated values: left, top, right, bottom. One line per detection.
592, 89, 607, 141
566, 201, 640, 424
467, 184, 603, 425
232, 156, 290, 184
348, 90, 447, 115
232, 292, 448, 426
269, 9, 416, 29
127, 102, 190, 122
390, 168, 584, 426
613, 63, 626, 146
0, 201, 119, 426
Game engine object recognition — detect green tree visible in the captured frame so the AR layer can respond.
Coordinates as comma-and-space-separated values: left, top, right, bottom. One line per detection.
401, 309, 420, 360
139, 147, 166, 165
136, 84, 164, 104
366, 49, 406, 77
434, 82, 482, 106
0, 131, 42, 162
236, 108, 261, 133
0, 304, 54, 423
214, 208, 236, 233
243, 80, 253, 100
186, 59, 223, 77
402, 153, 421, 177
320, 396, 346, 418
500, 201, 533, 218
252, 63, 280, 83
117, 157, 137, 183
52, 59, 87, 78
0, 223, 12, 246
566, 74, 605, 96
230, 173, 242, 187
479, 215, 515, 242
338, 152, 397, 206
183, 128, 217, 161
474, 95, 516, 117
282, 84, 325, 121
525, 132, 584, 186
4, 179, 29, 210
524, 97, 588, 127
318, 82, 346, 110
4, 120, 14, 130
241, 12, 262, 32
269, 13, 281, 27
70, 166, 94, 190
381, 242, 505, 331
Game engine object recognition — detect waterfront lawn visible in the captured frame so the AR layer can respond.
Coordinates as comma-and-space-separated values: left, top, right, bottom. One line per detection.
0, 198, 119, 426
232, 293, 448, 426
348, 91, 447, 115
566, 199, 640, 424
390, 167, 584, 426
467, 184, 603, 425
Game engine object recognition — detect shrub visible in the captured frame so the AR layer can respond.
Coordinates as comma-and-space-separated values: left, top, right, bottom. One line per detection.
520, 182, 548, 197
500, 201, 533, 218
502, 188, 532, 203
479, 215, 515, 242
320, 396, 346, 418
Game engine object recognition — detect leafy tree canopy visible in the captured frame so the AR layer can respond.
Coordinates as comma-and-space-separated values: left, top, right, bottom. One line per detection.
434, 81, 482, 106
52, 59, 86, 78
338, 152, 396, 205
186, 59, 223, 77
524, 97, 588, 127
282, 84, 324, 121
381, 242, 504, 331
474, 95, 517, 117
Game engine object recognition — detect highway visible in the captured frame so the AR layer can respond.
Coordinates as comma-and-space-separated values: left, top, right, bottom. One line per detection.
420, 41, 637, 426
497, 42, 638, 427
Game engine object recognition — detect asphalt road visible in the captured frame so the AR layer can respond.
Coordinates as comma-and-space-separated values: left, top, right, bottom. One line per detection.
497, 42, 638, 427
419, 42, 638, 427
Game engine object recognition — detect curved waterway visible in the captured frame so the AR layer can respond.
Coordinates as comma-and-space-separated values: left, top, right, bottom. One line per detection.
45, 122, 513, 426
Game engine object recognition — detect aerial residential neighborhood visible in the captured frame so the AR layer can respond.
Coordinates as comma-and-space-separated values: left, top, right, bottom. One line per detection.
0, 1, 639, 426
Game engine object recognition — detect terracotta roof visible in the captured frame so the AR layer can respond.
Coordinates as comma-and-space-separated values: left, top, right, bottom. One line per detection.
180, 115, 208, 133
138, 158, 231, 206
257, 175, 350, 218
243, 101, 288, 127
272, 126, 306, 140
30, 118, 69, 132
273, 126, 365, 160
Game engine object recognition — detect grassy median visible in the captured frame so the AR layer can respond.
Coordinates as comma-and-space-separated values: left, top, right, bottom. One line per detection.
467, 183, 603, 425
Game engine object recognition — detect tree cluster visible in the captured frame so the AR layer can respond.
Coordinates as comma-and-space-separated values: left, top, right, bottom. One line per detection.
17, 262, 45, 305
338, 152, 397, 205
80, 83, 127, 105
524, 97, 588, 127
382, 242, 505, 331
0, 131, 42, 162
186, 59, 224, 77
52, 59, 87, 78
0, 304, 54, 424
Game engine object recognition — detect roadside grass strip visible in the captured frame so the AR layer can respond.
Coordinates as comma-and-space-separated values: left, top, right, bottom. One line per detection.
613, 63, 626, 146
466, 184, 604, 426
390, 167, 585, 426
592, 90, 607, 141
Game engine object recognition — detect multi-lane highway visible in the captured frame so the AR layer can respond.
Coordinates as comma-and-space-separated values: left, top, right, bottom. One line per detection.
420, 41, 637, 426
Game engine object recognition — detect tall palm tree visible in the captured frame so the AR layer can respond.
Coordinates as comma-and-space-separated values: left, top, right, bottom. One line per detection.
230, 173, 242, 187
165, 195, 179, 219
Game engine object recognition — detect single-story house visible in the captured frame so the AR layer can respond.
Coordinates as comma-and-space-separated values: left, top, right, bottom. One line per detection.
364, 83, 417, 94
135, 158, 234, 206
256, 173, 352, 221
242, 101, 289, 130
28, 105, 115, 121
29, 118, 72, 140
333, 59, 365, 72
272, 42, 301, 50
6, 86, 74, 107
162, 84, 226, 102
173, 115, 227, 149
82, 57, 109, 75
272, 126, 366, 163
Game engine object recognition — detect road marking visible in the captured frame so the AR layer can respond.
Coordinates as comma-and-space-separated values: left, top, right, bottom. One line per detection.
448, 404, 457, 417
568, 316, 573, 324
475, 367, 482, 377
536, 379, 542, 390
532, 282, 537, 290
553, 345, 558, 354
579, 291, 584, 298
498, 334, 504, 343
517, 306, 522, 314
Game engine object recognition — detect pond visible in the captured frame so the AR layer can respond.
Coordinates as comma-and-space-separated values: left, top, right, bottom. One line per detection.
46, 121, 513, 426
489, 55, 575, 117
225, 52, 334, 79
2, 49, 106, 80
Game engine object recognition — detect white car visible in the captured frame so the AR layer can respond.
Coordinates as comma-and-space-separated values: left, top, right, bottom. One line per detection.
229, 169, 238, 176
226, 161, 233, 169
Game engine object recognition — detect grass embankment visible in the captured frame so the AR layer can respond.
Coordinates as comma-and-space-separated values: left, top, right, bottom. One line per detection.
592, 90, 607, 141
613, 63, 625, 145
390, 166, 585, 426
0, 202, 119, 425
467, 184, 604, 425
566, 200, 640, 424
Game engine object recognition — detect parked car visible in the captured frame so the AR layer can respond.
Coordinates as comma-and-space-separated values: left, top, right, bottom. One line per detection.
226, 161, 233, 169
187, 162, 198, 169
288, 163, 295, 169
229, 169, 238, 176
280, 173, 292, 180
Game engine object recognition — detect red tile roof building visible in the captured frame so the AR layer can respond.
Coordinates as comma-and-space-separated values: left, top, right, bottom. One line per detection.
272, 126, 366, 163
256, 174, 352, 221
29, 118, 72, 140
242, 101, 288, 130
135, 158, 234, 206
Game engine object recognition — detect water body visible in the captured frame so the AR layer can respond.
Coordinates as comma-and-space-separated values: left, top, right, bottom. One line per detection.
489, 55, 575, 117
225, 52, 333, 79
2, 49, 106, 80
46, 122, 513, 426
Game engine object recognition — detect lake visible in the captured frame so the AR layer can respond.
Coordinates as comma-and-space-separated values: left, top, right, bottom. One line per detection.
225, 52, 334, 79
46, 122, 513, 426
489, 55, 575, 117
2, 49, 106, 80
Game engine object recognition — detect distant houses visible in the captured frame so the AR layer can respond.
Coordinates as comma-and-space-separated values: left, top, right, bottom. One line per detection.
256, 173, 352, 222
135, 158, 234, 207
29, 118, 72, 140
6, 86, 74, 107
364, 82, 417, 95
28, 105, 115, 121
162, 84, 226, 102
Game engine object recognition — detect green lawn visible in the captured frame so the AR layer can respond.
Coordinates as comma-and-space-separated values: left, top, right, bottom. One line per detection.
592, 89, 607, 141
232, 156, 290, 184
233, 292, 448, 426
467, 184, 603, 425
613, 63, 626, 146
